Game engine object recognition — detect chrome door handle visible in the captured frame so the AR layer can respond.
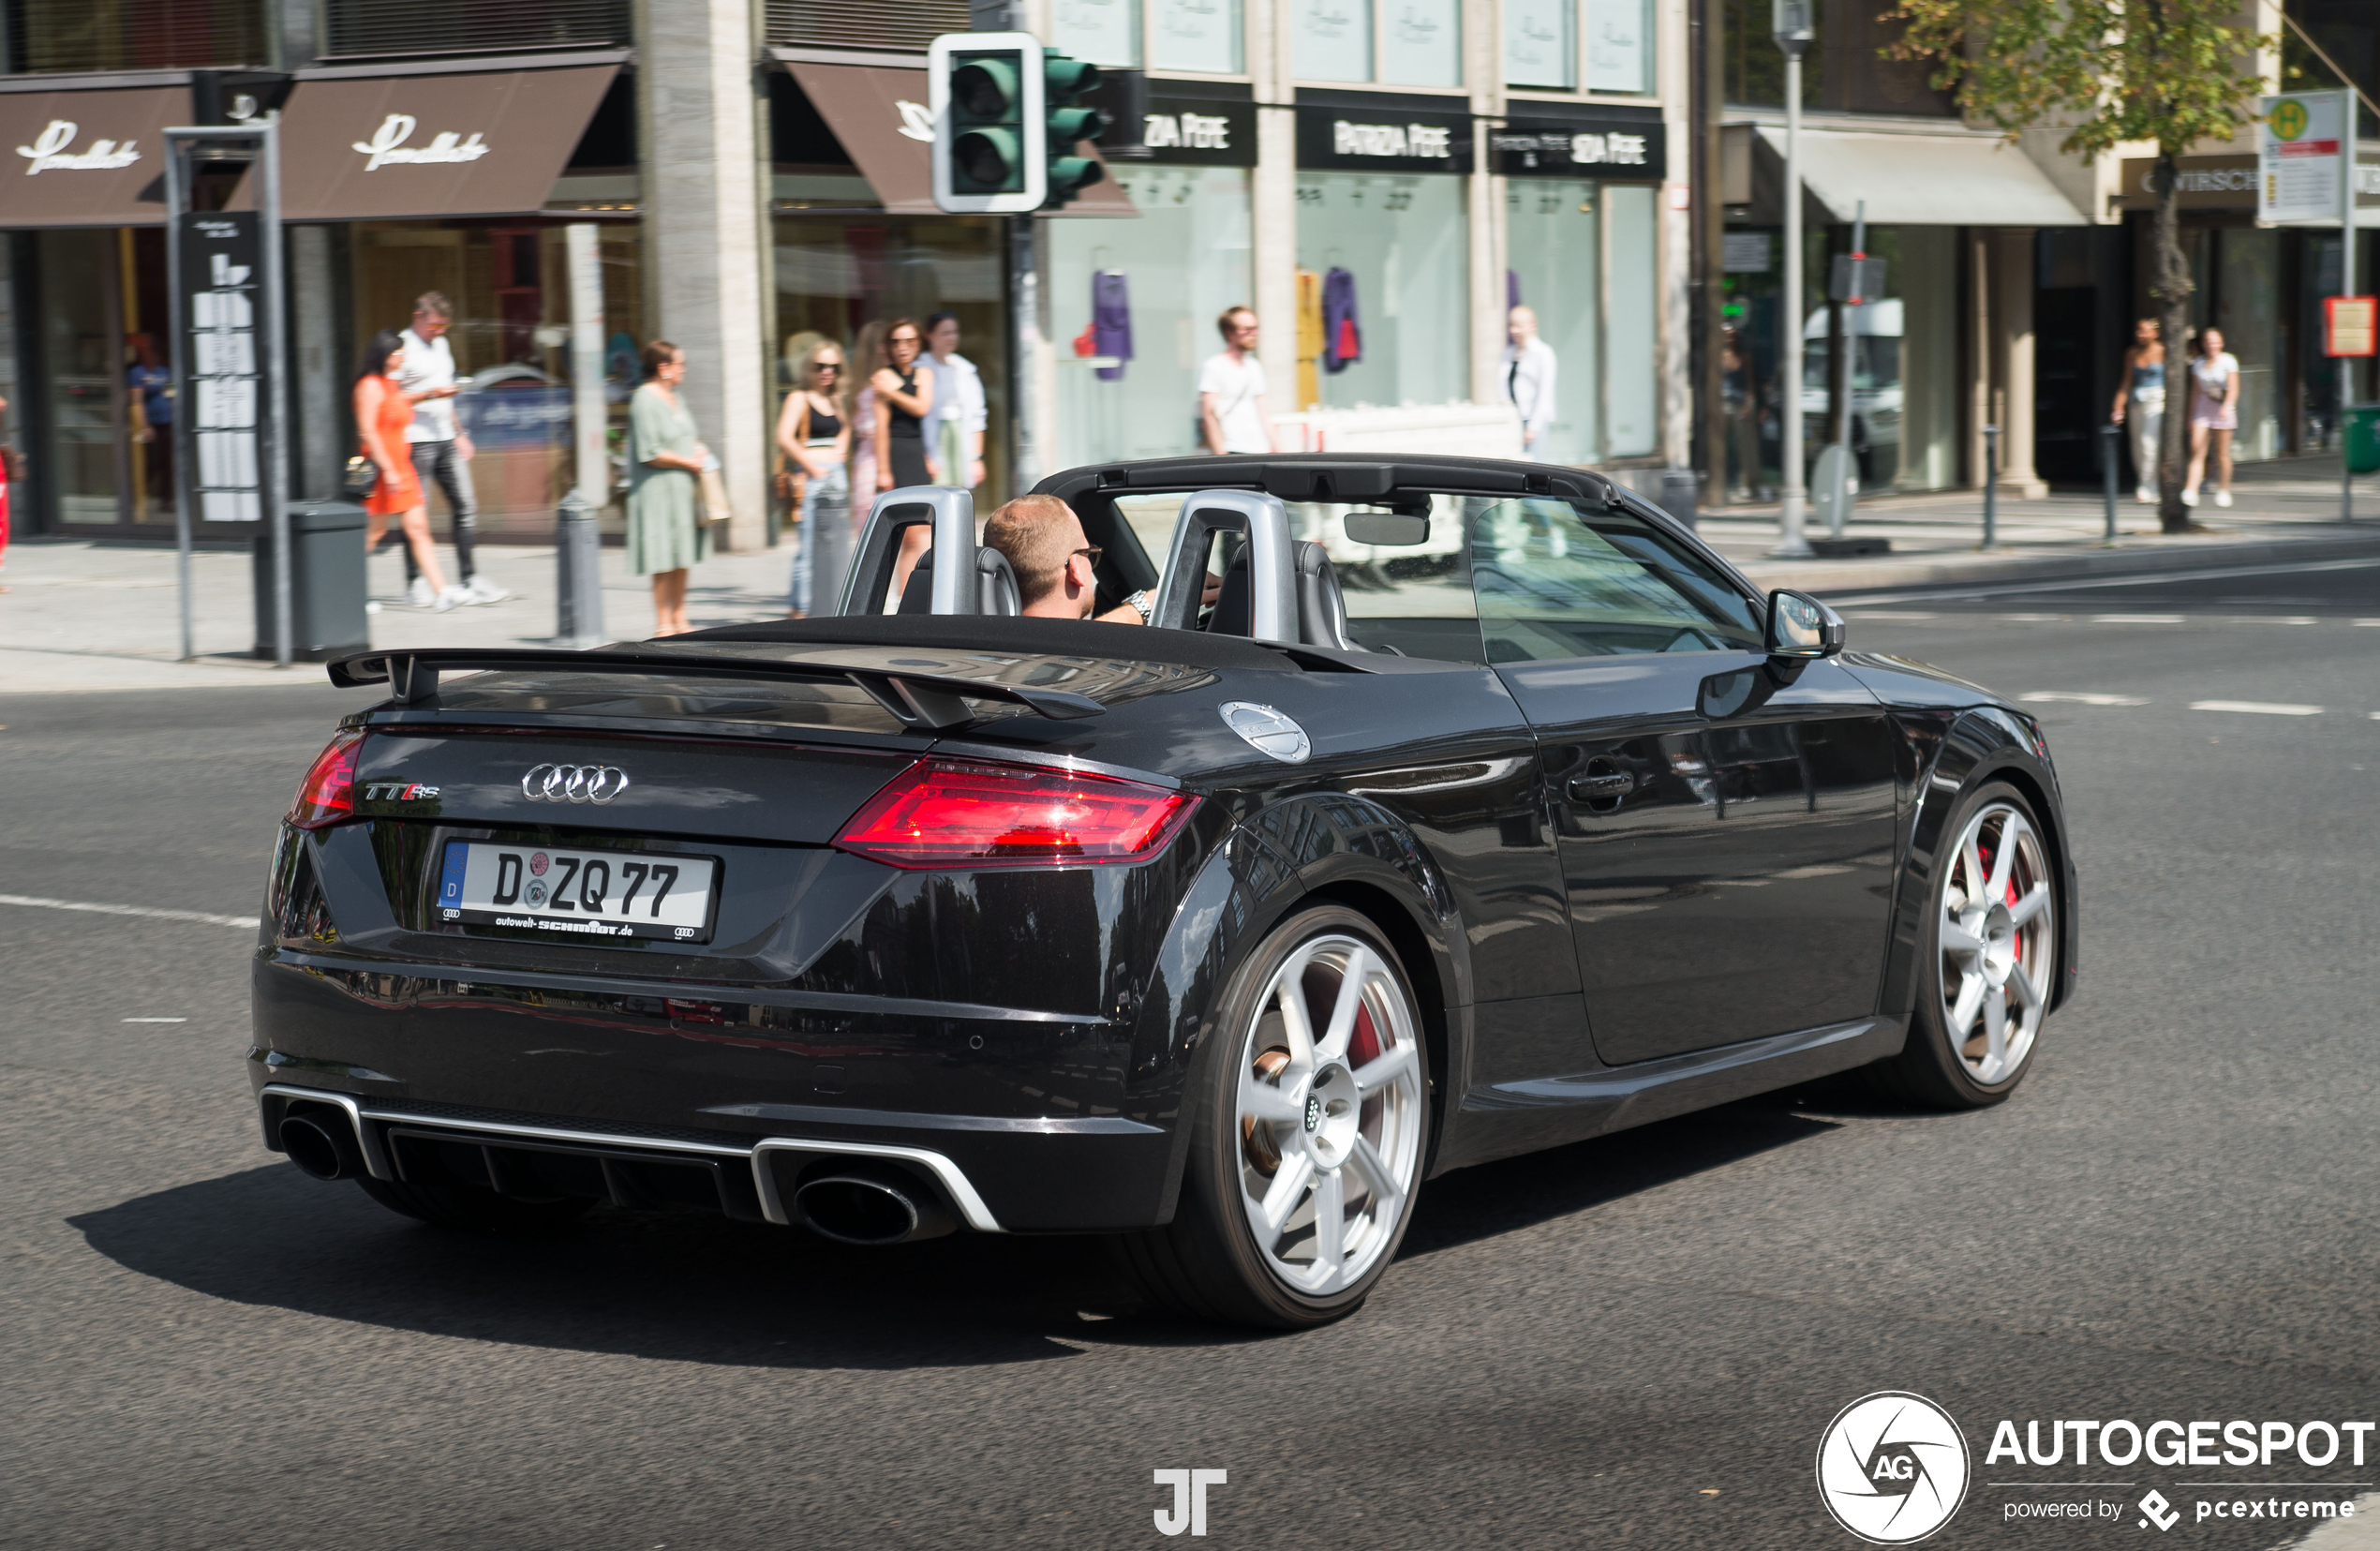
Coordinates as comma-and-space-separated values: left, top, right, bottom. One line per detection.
1567, 772, 1635, 800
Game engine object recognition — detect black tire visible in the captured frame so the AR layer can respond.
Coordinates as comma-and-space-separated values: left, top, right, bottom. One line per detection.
357, 1173, 594, 1235
1116, 905, 1431, 1329
1868, 780, 2058, 1110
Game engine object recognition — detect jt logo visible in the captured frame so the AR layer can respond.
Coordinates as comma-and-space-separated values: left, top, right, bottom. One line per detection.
1153, 1469, 1227, 1537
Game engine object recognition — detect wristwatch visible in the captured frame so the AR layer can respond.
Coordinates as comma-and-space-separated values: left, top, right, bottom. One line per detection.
1125, 589, 1153, 624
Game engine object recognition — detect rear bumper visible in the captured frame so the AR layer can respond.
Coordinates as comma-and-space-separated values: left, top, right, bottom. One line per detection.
249, 951, 1180, 1232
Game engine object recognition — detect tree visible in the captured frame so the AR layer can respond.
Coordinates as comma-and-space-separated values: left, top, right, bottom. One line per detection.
1885, 0, 2271, 532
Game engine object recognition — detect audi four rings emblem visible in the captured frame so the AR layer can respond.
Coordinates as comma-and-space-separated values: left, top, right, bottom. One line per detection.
521, 764, 631, 804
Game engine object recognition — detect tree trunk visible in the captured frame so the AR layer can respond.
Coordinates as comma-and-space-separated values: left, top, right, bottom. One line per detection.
2150, 150, 2195, 534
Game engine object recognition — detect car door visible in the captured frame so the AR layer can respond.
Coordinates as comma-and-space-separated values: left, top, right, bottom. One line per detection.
1473, 496, 1899, 1066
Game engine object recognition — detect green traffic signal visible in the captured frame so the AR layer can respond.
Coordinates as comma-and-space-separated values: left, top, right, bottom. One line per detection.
1043, 56, 1102, 99
956, 127, 1020, 189
1049, 157, 1104, 196
948, 48, 1028, 196
1048, 106, 1108, 144
1040, 50, 1108, 208
951, 57, 1019, 120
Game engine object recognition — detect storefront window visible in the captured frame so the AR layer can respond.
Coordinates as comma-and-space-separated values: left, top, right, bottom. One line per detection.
1379, 0, 1462, 87
349, 221, 644, 540
772, 214, 1012, 502
1603, 183, 1657, 456
1295, 0, 1375, 82
1584, 0, 1653, 94
1293, 173, 1468, 410
1506, 0, 1577, 89
1504, 179, 1600, 463
2216, 228, 2283, 462
1052, 168, 1254, 466
1053, 0, 1142, 67
31, 228, 172, 529
1152, 0, 1242, 72
1888, 227, 1957, 490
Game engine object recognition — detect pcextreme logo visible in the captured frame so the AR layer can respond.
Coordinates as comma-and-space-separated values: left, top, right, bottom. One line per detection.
1818, 1392, 1973, 1544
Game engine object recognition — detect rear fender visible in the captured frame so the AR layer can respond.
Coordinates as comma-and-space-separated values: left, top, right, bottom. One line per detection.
1882, 708, 2079, 1018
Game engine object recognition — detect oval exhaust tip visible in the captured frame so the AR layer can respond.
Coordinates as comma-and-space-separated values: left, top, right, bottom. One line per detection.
795, 1165, 956, 1245
279, 1111, 364, 1181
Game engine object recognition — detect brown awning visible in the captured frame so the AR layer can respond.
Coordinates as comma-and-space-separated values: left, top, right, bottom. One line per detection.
0, 85, 185, 228
779, 56, 1135, 218
265, 64, 617, 220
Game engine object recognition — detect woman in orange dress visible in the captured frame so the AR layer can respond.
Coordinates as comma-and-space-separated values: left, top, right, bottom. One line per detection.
353, 328, 455, 609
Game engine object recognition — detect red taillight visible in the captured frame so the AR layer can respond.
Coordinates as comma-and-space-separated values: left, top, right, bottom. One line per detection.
288, 729, 364, 829
835, 758, 1197, 869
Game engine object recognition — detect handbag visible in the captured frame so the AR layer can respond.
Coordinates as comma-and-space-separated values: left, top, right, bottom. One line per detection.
342, 455, 379, 501
697, 460, 733, 526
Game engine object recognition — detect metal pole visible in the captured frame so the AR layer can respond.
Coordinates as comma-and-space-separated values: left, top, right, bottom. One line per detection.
1774, 52, 1812, 557
1009, 214, 1042, 496
165, 138, 194, 663
2344, 98, 2358, 526
2101, 422, 2119, 544
1983, 424, 2000, 549
260, 119, 290, 667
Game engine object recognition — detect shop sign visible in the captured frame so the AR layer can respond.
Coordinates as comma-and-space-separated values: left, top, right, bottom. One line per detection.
17, 119, 142, 174
1494, 107, 1665, 181
2116, 155, 2255, 210
351, 113, 491, 172
175, 213, 266, 524
1135, 90, 1256, 167
1296, 94, 1471, 173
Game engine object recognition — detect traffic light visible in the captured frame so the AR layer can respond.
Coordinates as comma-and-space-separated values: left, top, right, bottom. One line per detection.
1040, 52, 1108, 208
930, 34, 1109, 213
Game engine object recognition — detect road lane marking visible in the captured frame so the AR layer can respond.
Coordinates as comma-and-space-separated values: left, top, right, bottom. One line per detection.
0, 893, 259, 930
1826, 554, 2380, 607
2023, 693, 2149, 706
1842, 610, 1936, 619
2239, 616, 2318, 624
2188, 700, 2324, 716
2357, 619, 2380, 627
2092, 613, 2187, 624
122, 1017, 188, 1023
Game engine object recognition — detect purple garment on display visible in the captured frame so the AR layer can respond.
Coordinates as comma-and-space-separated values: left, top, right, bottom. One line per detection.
1508, 269, 1522, 309
1322, 267, 1361, 374
1093, 270, 1134, 381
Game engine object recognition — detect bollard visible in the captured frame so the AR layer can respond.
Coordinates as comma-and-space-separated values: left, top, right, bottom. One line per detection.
2101, 423, 2120, 545
1981, 425, 2000, 551
556, 490, 606, 649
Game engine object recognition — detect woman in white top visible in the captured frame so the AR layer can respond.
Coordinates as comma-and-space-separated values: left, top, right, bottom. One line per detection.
2183, 326, 2240, 509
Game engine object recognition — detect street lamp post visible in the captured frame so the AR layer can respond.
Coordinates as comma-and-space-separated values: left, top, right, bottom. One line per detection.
1771, 0, 1814, 558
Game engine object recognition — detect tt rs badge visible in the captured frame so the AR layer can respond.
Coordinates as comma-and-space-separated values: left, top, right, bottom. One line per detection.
521, 764, 631, 804
1219, 702, 1310, 764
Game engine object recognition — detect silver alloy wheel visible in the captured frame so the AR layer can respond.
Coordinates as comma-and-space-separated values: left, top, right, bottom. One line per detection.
1233, 932, 1425, 1298
1938, 800, 2055, 1085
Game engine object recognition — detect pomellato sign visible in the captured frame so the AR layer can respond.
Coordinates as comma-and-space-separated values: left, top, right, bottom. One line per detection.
351, 112, 491, 171
17, 119, 142, 173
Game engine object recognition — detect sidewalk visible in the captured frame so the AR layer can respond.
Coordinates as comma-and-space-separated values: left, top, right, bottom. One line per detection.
1711, 453, 2380, 594
4, 456, 2378, 693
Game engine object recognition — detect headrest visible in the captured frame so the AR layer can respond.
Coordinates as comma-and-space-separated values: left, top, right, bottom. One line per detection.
1294, 540, 1353, 651
896, 546, 1022, 617
1204, 552, 1252, 637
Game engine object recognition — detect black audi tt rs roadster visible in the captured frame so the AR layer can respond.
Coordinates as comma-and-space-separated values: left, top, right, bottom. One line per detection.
252, 455, 2076, 1328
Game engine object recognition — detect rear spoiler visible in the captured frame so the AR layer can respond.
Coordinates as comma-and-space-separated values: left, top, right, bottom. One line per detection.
326, 648, 1105, 732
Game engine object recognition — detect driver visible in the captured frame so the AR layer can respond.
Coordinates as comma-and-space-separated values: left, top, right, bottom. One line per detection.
983, 495, 1153, 624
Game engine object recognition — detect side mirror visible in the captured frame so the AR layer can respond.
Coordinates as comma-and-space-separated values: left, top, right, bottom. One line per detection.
1764, 589, 1845, 661
1344, 511, 1430, 545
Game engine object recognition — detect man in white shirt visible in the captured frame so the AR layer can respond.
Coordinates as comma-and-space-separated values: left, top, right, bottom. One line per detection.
394, 292, 505, 605
922, 312, 988, 489
1197, 306, 1277, 455
1500, 305, 1557, 461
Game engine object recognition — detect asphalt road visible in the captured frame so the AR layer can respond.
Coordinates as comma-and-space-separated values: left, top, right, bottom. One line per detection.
2, 559, 2375, 1550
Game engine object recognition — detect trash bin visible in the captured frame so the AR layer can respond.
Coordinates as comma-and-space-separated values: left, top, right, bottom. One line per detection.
252, 500, 371, 661
2344, 404, 2380, 476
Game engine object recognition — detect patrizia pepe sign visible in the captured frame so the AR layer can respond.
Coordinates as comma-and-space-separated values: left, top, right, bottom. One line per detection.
1296, 94, 1470, 172
351, 113, 491, 171
17, 120, 142, 173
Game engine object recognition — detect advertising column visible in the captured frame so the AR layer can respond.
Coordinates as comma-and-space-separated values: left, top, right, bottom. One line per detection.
1291, 91, 1473, 419
1494, 104, 1666, 465
1050, 83, 1257, 465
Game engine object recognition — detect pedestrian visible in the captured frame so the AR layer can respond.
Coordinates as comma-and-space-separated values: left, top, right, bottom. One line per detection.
2183, 326, 2239, 509
352, 329, 458, 610
776, 338, 850, 619
2109, 316, 2165, 504
1197, 306, 1276, 455
1500, 305, 1557, 461
872, 318, 935, 597
847, 320, 887, 508
922, 311, 988, 491
1720, 328, 1763, 500
126, 334, 172, 520
774, 329, 825, 522
394, 292, 506, 605
627, 340, 710, 637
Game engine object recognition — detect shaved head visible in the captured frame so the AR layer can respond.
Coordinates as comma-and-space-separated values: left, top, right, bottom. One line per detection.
984, 495, 1086, 609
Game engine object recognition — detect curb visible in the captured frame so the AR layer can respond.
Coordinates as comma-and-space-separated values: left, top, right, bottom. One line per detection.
1724, 529, 2380, 599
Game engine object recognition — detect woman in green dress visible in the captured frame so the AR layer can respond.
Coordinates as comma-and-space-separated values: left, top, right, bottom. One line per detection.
627, 339, 709, 636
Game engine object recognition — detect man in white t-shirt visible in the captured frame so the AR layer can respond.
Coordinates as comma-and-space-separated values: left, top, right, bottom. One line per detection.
1499, 305, 1558, 460
1197, 306, 1277, 455
394, 292, 505, 605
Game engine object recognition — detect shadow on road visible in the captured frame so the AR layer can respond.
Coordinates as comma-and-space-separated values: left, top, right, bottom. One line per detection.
70, 1090, 1851, 1364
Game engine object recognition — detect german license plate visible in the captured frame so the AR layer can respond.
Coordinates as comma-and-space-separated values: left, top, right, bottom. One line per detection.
436, 841, 720, 943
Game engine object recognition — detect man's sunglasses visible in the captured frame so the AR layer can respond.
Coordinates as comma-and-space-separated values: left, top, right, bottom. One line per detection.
1072, 545, 1104, 567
